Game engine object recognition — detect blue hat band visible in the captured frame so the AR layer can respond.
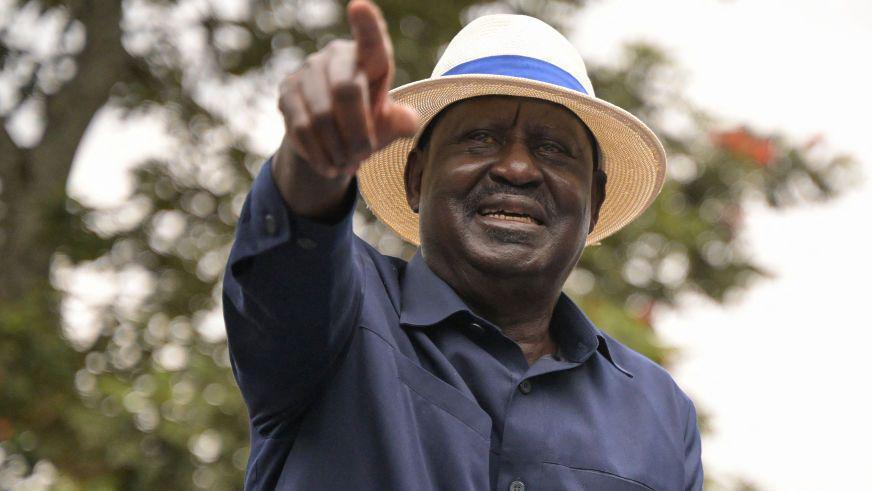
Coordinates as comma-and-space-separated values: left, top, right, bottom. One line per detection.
441, 55, 588, 94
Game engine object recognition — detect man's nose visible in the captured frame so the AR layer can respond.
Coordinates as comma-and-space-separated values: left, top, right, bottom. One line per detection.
488, 139, 544, 188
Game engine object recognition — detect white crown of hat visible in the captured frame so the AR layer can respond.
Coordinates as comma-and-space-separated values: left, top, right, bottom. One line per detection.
431, 14, 595, 97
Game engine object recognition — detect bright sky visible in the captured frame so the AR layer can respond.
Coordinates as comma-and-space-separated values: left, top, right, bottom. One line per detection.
573, 0, 872, 489
66, 0, 872, 489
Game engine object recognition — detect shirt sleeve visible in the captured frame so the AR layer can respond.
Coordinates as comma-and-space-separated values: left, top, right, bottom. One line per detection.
222, 157, 363, 438
683, 398, 704, 491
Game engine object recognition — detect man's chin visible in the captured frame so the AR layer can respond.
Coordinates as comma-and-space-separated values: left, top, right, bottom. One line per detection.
461, 238, 545, 277
472, 213, 544, 245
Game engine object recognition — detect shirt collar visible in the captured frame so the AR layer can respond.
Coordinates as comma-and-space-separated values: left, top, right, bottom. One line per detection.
399, 250, 471, 327
399, 250, 634, 378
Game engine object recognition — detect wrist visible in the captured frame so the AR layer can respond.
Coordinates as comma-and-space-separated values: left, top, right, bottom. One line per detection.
271, 135, 354, 221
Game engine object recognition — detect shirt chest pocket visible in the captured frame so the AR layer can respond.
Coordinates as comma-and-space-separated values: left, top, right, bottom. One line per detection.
394, 352, 492, 441
391, 353, 492, 490
543, 463, 658, 491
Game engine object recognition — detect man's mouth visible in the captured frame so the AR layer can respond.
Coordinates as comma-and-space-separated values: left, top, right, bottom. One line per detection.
477, 209, 542, 225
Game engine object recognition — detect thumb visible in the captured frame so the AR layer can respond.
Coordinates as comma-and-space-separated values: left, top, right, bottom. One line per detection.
375, 102, 420, 148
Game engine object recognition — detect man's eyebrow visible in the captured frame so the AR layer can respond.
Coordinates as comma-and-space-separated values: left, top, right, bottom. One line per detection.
525, 117, 575, 131
526, 122, 578, 143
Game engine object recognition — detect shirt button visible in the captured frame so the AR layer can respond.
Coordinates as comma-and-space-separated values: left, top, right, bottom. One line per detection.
264, 213, 277, 236
518, 379, 532, 395
296, 237, 317, 249
509, 479, 526, 491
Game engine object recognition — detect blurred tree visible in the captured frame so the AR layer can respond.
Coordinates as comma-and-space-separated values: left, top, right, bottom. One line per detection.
0, 0, 854, 489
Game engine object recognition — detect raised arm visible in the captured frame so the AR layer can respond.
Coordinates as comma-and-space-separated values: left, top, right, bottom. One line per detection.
222, 0, 418, 438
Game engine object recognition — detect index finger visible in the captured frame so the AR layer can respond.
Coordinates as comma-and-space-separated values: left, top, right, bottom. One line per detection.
348, 0, 393, 90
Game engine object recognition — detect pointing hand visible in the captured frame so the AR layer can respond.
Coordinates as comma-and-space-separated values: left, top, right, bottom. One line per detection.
276, 0, 419, 179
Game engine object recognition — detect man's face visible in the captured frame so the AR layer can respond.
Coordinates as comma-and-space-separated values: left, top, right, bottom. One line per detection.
405, 95, 603, 280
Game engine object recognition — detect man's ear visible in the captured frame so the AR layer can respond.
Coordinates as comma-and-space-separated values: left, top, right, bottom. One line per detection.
404, 148, 424, 214
588, 169, 607, 234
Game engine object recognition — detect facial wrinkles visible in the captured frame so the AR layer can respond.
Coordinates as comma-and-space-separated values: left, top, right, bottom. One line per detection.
451, 103, 519, 141
457, 103, 569, 231
510, 100, 522, 126
425, 98, 591, 231
462, 179, 557, 225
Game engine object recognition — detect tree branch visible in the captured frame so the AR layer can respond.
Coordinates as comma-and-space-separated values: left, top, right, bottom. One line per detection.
0, 0, 130, 300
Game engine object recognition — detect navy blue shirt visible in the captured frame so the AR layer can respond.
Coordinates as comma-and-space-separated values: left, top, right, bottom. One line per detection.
223, 160, 703, 490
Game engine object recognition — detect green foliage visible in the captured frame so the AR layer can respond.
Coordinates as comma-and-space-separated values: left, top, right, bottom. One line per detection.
0, 0, 855, 489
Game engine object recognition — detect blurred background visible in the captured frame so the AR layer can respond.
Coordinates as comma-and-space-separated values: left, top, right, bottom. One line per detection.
0, 0, 868, 489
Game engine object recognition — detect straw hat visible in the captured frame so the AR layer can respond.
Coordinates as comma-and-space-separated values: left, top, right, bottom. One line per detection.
357, 14, 666, 246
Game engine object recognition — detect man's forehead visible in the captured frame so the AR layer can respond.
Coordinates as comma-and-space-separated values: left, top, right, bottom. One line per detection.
433, 96, 592, 149
442, 95, 579, 122
415, 94, 596, 155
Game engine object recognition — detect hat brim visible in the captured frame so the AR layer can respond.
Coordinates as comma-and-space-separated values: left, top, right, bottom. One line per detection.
357, 74, 667, 246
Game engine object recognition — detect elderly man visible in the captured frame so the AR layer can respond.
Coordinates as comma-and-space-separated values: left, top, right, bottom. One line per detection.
223, 0, 703, 489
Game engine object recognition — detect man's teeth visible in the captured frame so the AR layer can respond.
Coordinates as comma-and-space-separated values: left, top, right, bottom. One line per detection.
484, 212, 535, 224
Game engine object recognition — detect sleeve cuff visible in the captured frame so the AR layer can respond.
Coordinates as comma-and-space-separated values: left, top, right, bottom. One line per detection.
228, 157, 358, 270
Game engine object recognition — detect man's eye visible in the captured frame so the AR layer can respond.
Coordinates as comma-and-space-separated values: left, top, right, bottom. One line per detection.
468, 131, 497, 144
538, 142, 565, 155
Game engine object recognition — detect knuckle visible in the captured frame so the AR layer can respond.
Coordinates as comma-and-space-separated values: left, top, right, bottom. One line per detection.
294, 58, 312, 75
325, 39, 354, 52
311, 48, 330, 62
278, 75, 299, 97
299, 53, 322, 72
